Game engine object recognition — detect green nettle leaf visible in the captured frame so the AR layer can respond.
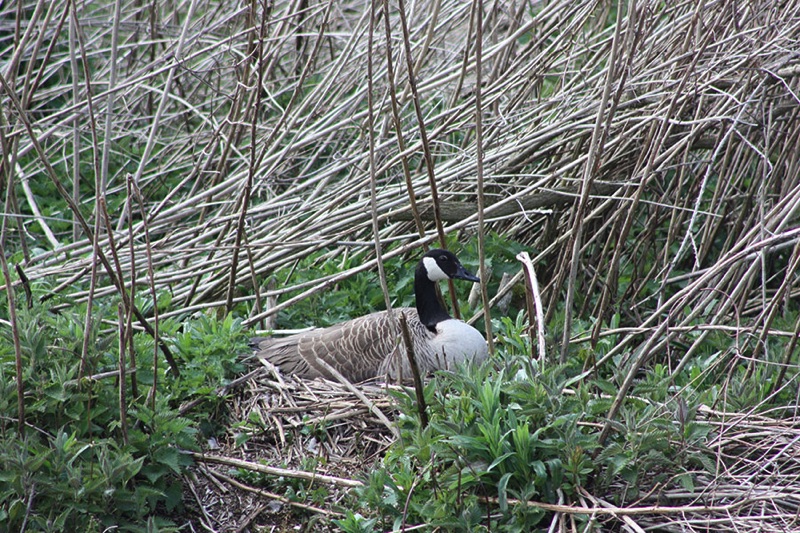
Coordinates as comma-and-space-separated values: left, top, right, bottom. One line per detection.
691, 450, 718, 473
676, 472, 695, 492
152, 447, 185, 475
608, 453, 632, 477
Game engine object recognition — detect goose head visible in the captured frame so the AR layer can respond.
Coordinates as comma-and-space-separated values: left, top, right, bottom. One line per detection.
420, 249, 481, 283
415, 249, 479, 330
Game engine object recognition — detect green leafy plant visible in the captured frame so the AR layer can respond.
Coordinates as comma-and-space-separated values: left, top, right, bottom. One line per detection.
0, 282, 247, 531
349, 313, 719, 531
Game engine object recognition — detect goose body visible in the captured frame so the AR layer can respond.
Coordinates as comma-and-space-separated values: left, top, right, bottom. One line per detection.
253, 249, 489, 382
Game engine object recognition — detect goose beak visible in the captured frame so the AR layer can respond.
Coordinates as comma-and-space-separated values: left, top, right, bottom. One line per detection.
453, 264, 480, 283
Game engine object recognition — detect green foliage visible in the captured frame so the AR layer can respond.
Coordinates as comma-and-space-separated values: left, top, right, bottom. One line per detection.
359, 360, 585, 530
170, 313, 248, 394
348, 315, 721, 531
334, 510, 379, 533
0, 281, 247, 531
273, 250, 395, 329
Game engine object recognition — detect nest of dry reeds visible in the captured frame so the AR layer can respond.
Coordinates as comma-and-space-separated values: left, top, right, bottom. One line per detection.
185, 365, 398, 531
3, 0, 800, 529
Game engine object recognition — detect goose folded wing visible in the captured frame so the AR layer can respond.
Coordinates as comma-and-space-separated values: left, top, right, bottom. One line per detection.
255, 308, 416, 382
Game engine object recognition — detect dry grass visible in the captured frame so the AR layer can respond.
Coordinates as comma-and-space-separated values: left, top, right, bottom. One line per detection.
3, 0, 800, 530
185, 366, 396, 531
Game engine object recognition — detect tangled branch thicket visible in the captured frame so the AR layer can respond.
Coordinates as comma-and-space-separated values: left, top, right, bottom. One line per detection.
3, 0, 800, 529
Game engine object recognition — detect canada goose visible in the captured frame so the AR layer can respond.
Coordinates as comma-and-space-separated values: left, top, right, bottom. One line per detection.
253, 249, 489, 382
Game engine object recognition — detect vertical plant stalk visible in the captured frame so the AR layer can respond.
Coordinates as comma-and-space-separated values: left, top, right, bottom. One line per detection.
133, 180, 161, 410
226, 0, 268, 313
382, 0, 426, 240
74, 0, 104, 382
0, 229, 24, 435
99, 0, 122, 193
125, 177, 138, 398
100, 196, 129, 306
148, 0, 158, 116
69, 0, 81, 243
517, 252, 547, 362
399, 312, 429, 429
78, 211, 101, 380
0, 61, 25, 434
559, 0, 628, 363
367, 0, 395, 340
517, 252, 546, 361
395, 0, 460, 317
0, 114, 29, 263
473, 0, 494, 356
294, 0, 308, 75
117, 303, 129, 445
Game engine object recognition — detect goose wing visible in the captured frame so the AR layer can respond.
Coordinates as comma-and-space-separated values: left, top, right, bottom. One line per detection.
254, 308, 417, 382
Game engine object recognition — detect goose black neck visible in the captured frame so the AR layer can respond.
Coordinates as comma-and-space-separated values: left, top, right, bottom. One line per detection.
414, 265, 451, 332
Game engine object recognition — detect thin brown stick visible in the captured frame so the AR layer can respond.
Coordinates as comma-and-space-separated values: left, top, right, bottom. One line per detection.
382, 0, 426, 240
117, 303, 129, 445
206, 468, 341, 517
367, 0, 396, 338
0, 237, 24, 435
312, 356, 400, 438
192, 452, 364, 488
395, 0, 460, 316
226, 0, 265, 313
473, 0, 494, 356
124, 177, 138, 399
399, 312, 429, 428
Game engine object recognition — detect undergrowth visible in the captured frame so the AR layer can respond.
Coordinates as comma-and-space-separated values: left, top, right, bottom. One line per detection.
337, 311, 723, 532
0, 281, 248, 531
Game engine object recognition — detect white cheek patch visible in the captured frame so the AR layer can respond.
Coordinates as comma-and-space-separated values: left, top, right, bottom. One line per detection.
423, 256, 449, 281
